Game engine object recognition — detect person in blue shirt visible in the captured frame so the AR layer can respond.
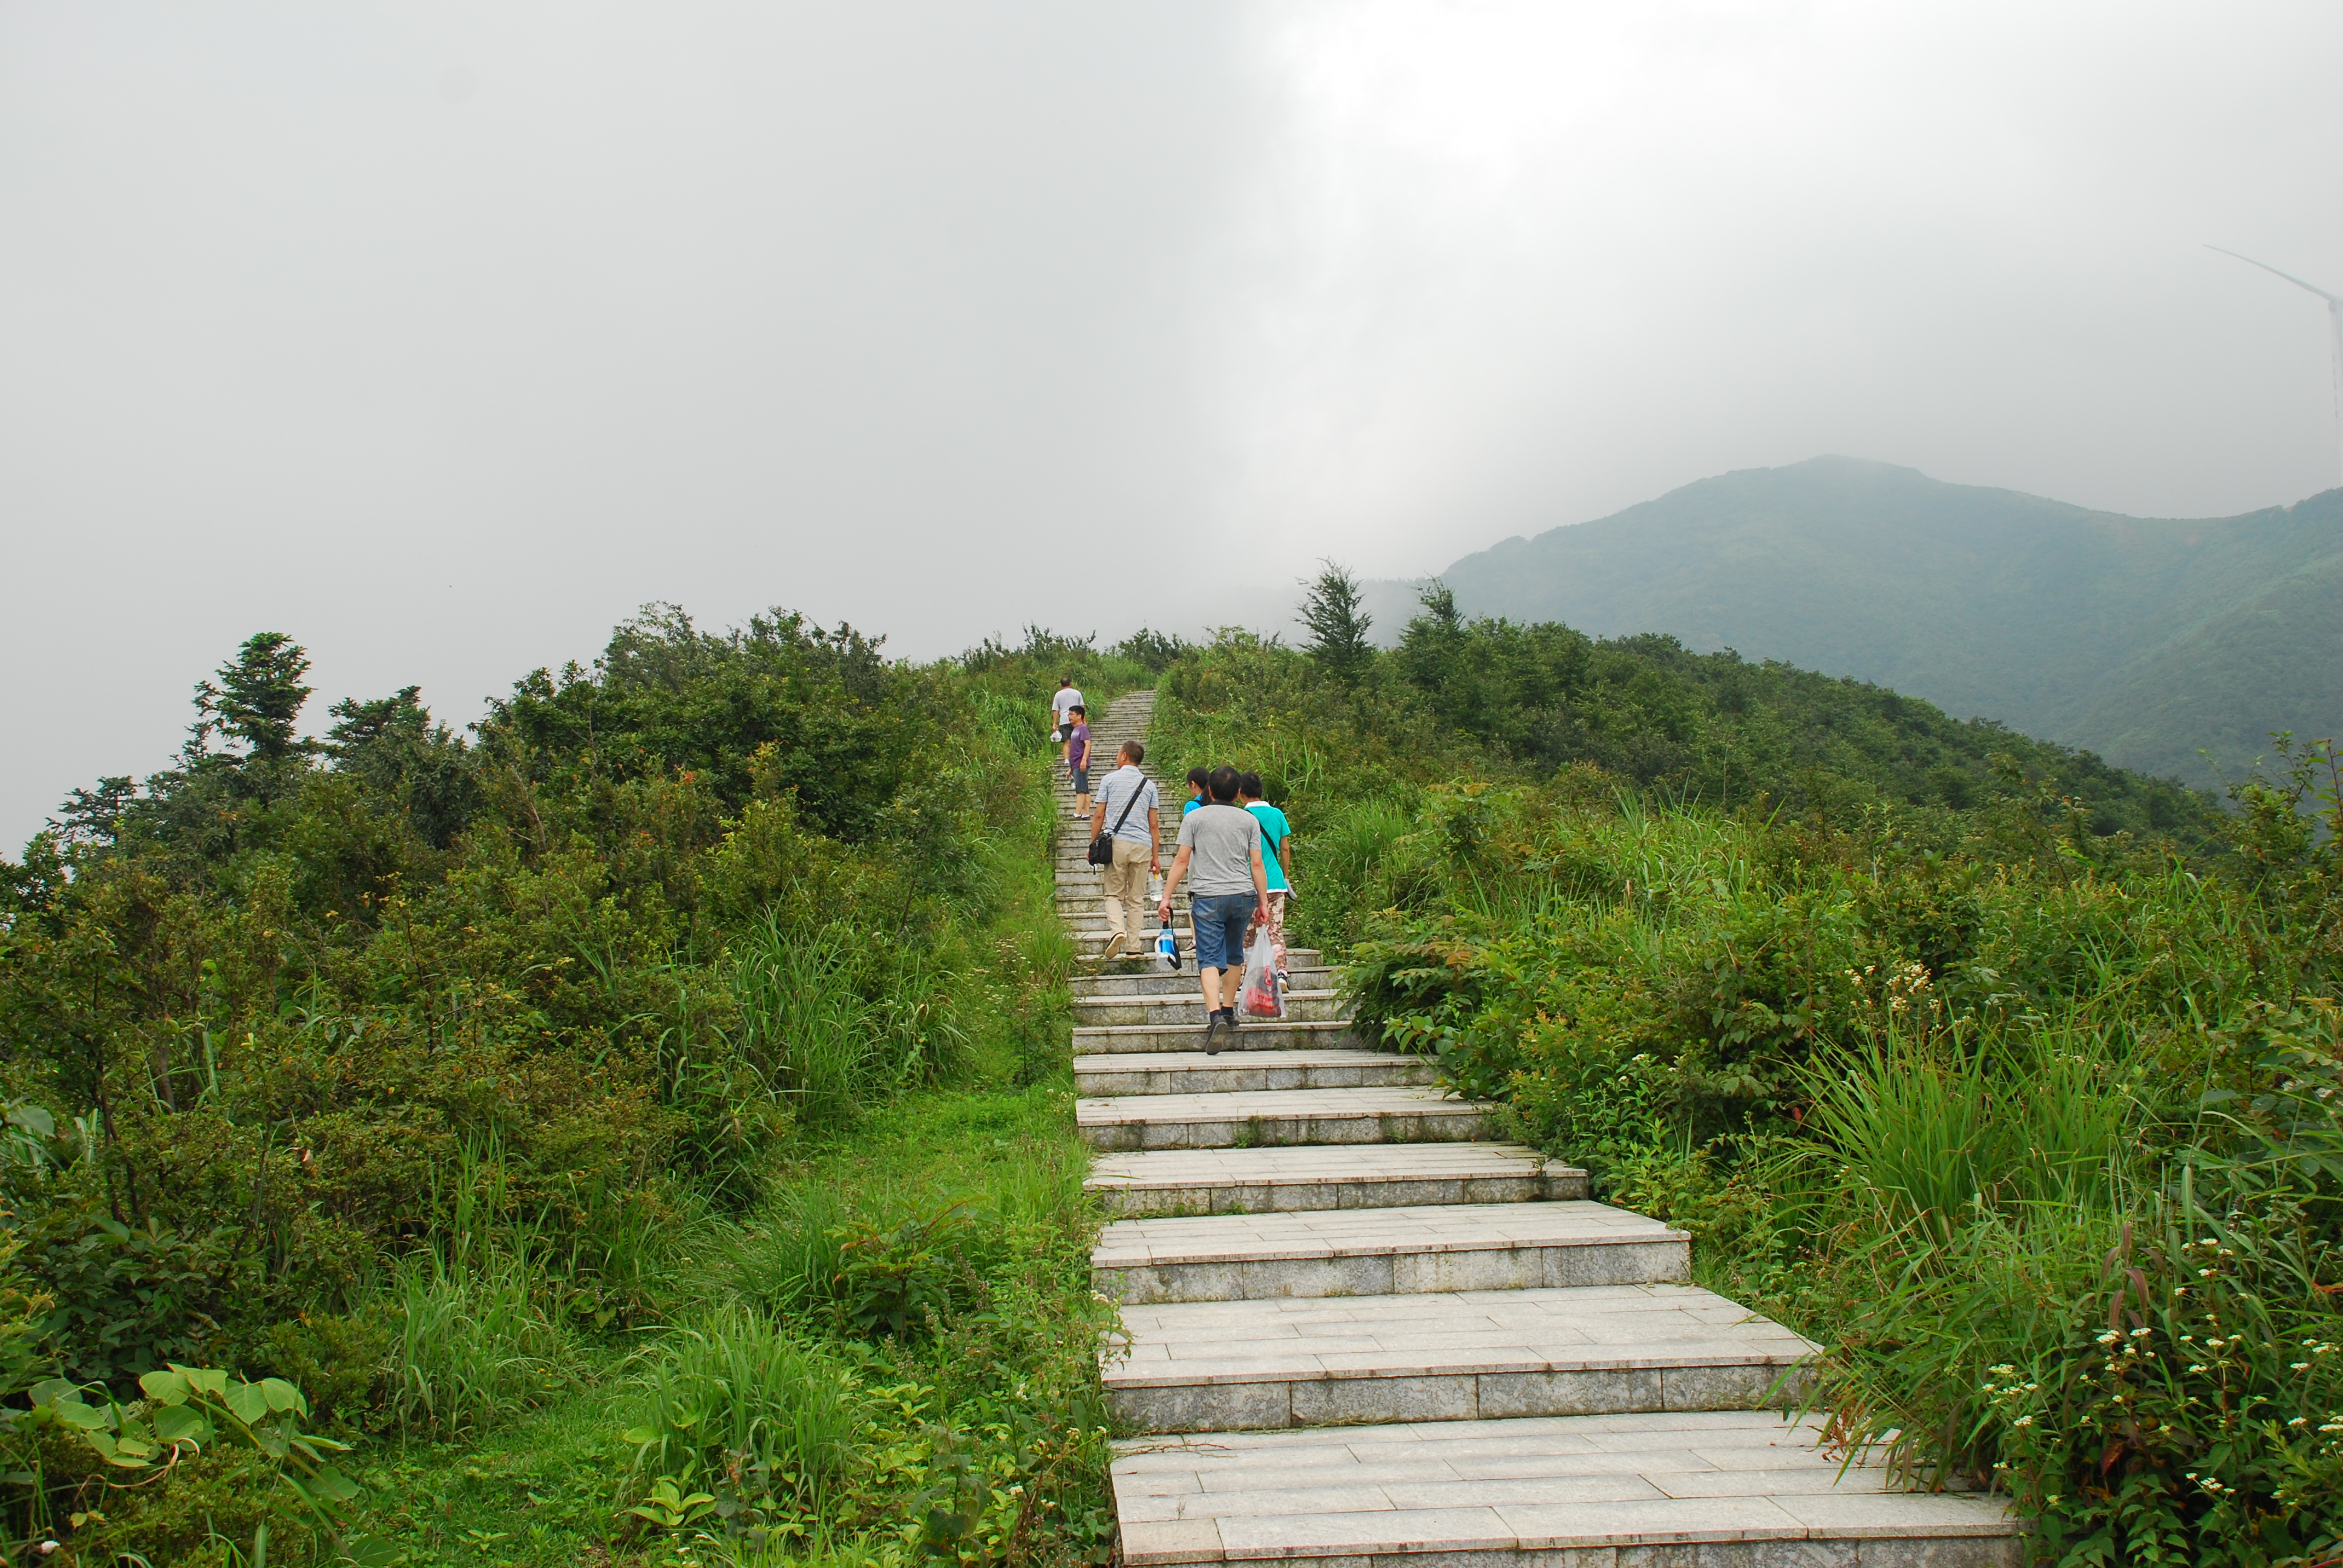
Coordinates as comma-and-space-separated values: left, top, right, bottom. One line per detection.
1179, 766, 1210, 817
1237, 771, 1292, 981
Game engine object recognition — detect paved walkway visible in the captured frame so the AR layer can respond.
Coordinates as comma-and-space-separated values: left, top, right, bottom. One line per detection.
1057, 690, 2024, 1567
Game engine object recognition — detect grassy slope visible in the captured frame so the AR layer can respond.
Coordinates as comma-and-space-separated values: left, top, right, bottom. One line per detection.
338, 735, 1110, 1567
1419, 456, 2343, 785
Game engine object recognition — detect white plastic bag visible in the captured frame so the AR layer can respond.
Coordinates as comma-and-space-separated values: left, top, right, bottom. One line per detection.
1239, 924, 1282, 1019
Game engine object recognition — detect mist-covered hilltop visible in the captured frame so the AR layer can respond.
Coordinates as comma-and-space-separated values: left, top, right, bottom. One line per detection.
1392, 456, 2343, 786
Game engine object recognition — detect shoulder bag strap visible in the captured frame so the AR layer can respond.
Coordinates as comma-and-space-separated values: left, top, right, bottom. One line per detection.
1110, 769, 1149, 835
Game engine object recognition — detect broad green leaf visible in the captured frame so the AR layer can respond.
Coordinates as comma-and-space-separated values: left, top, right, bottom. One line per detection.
54, 1400, 113, 1432
152, 1405, 210, 1446
179, 1366, 231, 1396
310, 1463, 363, 1502
259, 1377, 306, 1414
223, 1381, 270, 1425
338, 1535, 405, 1567
140, 1369, 191, 1405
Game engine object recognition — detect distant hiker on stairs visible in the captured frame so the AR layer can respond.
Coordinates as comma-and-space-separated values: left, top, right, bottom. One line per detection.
1050, 677, 1084, 767
1157, 765, 1269, 1054
1066, 706, 1090, 817
1089, 741, 1161, 962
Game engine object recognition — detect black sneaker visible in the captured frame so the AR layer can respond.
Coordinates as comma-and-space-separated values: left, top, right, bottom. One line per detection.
1201, 1010, 1225, 1056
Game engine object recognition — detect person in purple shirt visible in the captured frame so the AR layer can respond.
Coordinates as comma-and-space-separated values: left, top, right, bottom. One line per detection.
1066, 707, 1091, 817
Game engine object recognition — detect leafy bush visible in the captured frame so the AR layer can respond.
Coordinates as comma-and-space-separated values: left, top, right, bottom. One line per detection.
0, 606, 1129, 1563
1157, 607, 2343, 1563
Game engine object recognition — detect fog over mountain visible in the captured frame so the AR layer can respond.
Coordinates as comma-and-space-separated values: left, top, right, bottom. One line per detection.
5, 3, 2343, 845
1380, 458, 2343, 788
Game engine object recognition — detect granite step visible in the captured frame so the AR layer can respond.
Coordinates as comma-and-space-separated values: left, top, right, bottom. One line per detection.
1078, 1085, 1479, 1153
1057, 897, 1193, 918
1073, 958, 1327, 997
1106, 1284, 1815, 1432
1073, 1020, 1363, 1056
1085, 1144, 1587, 1218
1092, 1201, 1689, 1304
1110, 1411, 2026, 1567
1075, 1050, 1435, 1098
1075, 990, 1346, 1027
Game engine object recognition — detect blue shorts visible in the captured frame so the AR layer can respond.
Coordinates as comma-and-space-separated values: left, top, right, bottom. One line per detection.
1191, 892, 1254, 973
1070, 766, 1089, 794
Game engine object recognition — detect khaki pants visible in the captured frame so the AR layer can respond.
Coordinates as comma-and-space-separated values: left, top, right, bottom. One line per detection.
1101, 837, 1153, 940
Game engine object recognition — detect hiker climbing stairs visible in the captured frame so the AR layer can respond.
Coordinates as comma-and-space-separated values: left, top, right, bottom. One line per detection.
1054, 689, 2025, 1566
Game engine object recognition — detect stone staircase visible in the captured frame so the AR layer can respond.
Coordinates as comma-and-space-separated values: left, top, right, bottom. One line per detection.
1058, 690, 2025, 1567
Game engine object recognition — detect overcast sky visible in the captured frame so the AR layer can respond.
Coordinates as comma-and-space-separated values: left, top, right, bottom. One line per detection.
5, 1, 2342, 848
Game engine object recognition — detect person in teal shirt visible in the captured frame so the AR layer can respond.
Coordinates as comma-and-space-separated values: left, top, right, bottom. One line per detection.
1236, 771, 1291, 979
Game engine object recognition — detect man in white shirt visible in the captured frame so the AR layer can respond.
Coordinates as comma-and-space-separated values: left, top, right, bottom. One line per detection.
1089, 741, 1161, 961
1050, 678, 1084, 769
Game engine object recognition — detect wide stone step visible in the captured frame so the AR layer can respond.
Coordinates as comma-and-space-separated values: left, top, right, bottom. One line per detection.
1073, 958, 1327, 997
1073, 1020, 1362, 1056
1075, 1050, 1434, 1097
1085, 1144, 1587, 1218
1057, 897, 1192, 917
1078, 1084, 1476, 1152
1093, 1201, 1688, 1303
1106, 1283, 1815, 1432
1110, 1411, 2027, 1567
1075, 990, 1346, 1027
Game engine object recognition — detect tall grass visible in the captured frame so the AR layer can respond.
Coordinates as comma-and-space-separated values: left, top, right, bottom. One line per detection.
730, 914, 975, 1123
384, 1238, 580, 1437
621, 1307, 874, 1517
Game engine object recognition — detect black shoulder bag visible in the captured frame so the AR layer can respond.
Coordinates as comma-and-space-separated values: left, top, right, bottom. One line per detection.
1087, 773, 1149, 866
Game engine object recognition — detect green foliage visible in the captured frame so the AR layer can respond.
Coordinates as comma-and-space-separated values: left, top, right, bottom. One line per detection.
0, 602, 1116, 1564
619, 1307, 880, 1540
1325, 788, 2343, 1559
1157, 583, 2343, 1563
20, 1363, 390, 1562
195, 632, 317, 764
383, 1238, 581, 1439
1423, 456, 2343, 789
1298, 561, 1374, 685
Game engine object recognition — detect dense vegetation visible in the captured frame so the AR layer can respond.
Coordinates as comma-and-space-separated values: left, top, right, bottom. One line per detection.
0, 609, 1149, 1566
1153, 577, 2343, 1566
1415, 454, 2343, 788
10, 569, 2336, 1566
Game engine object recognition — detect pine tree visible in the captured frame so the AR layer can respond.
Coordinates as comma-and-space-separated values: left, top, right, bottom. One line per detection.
1298, 561, 1373, 685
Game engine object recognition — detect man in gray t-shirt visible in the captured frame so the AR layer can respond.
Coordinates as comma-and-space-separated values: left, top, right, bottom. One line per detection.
1158, 764, 1268, 1053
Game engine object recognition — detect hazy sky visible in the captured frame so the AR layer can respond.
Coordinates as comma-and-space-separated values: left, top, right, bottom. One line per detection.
5, 2, 2342, 848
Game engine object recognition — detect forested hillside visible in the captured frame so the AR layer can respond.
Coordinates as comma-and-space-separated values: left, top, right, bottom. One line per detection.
1147, 575, 2343, 1563
1400, 456, 2343, 787
0, 609, 1146, 1565
1152, 576, 2219, 863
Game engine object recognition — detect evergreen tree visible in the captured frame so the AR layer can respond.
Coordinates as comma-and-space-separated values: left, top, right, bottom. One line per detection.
192, 632, 313, 761
1299, 561, 1374, 685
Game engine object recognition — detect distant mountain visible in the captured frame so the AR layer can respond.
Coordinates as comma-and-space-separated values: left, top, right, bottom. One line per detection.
1396, 457, 2343, 787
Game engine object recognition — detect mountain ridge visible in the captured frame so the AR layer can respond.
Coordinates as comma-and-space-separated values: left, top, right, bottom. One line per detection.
1390, 456, 2343, 785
